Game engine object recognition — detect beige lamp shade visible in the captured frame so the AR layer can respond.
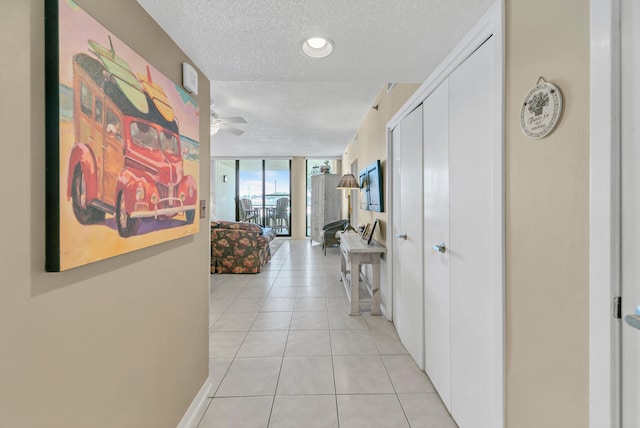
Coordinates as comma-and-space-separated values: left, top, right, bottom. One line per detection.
336, 174, 360, 189
337, 174, 359, 232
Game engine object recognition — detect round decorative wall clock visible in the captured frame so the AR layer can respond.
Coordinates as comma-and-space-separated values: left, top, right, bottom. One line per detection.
520, 77, 563, 139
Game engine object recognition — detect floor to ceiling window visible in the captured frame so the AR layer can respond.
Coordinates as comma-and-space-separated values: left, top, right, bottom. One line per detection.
213, 159, 291, 236
264, 160, 291, 235
238, 159, 264, 223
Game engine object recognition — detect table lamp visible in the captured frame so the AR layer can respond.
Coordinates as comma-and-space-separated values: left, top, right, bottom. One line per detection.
336, 173, 360, 232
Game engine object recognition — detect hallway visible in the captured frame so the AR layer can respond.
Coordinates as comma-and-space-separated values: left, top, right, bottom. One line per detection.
197, 240, 456, 427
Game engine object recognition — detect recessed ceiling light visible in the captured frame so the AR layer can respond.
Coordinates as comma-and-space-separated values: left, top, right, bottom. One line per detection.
302, 37, 334, 59
307, 38, 327, 49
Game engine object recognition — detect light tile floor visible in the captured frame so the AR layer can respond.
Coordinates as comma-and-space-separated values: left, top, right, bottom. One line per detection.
197, 239, 457, 428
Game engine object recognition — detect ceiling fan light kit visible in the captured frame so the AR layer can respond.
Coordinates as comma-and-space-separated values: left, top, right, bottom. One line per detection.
210, 110, 247, 136
210, 118, 222, 135
301, 37, 334, 59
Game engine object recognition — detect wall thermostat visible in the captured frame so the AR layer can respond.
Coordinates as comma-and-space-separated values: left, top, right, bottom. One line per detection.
182, 62, 198, 95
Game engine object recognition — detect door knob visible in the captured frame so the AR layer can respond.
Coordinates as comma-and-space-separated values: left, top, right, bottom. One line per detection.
395, 233, 407, 240
625, 306, 640, 330
433, 242, 446, 253
625, 314, 640, 330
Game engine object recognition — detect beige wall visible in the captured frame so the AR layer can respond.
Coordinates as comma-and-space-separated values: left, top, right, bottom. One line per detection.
505, 1, 589, 427
291, 157, 307, 239
342, 84, 421, 246
0, 1, 211, 427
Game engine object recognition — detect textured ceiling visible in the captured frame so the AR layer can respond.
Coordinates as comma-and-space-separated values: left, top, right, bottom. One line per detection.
137, 0, 494, 158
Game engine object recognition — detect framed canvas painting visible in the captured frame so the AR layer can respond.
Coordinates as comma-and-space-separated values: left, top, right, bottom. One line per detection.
358, 160, 384, 212
45, 0, 200, 271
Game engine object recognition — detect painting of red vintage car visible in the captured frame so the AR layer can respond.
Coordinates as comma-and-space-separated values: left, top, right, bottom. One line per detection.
67, 42, 197, 237
46, 0, 200, 271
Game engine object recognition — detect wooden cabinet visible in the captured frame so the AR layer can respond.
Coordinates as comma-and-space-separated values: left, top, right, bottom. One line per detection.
310, 173, 341, 244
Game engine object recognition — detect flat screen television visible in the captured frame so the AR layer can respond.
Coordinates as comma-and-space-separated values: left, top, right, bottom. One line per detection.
359, 160, 384, 212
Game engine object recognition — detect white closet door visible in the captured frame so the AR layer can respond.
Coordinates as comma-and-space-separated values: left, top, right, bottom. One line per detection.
448, 36, 499, 428
392, 105, 425, 369
423, 79, 451, 410
621, 1, 640, 425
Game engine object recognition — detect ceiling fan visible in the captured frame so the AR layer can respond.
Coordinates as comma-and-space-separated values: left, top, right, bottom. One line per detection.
210, 109, 247, 136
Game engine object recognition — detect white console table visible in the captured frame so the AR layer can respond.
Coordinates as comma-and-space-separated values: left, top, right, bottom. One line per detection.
339, 231, 386, 316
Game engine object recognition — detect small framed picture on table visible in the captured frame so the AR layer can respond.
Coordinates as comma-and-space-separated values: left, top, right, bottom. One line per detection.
360, 223, 370, 239
363, 219, 378, 244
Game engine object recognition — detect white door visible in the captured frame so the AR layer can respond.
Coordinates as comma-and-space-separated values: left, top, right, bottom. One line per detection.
448, 36, 499, 428
423, 80, 451, 410
621, 1, 640, 425
392, 105, 425, 369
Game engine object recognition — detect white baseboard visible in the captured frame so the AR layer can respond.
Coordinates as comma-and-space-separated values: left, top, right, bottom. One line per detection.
177, 377, 213, 428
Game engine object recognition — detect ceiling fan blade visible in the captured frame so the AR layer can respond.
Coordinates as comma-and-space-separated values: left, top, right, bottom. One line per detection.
218, 116, 247, 124
221, 124, 244, 136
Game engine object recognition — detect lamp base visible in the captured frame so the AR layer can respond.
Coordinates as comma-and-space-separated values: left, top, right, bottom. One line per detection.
345, 194, 356, 233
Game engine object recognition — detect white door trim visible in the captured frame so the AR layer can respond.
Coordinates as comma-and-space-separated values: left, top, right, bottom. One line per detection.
385, 2, 504, 425
589, 0, 621, 427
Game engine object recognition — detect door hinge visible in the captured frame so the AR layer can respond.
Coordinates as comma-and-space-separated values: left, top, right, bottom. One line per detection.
614, 296, 622, 319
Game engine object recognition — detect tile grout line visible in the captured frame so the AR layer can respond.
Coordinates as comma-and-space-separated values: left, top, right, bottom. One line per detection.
328, 309, 341, 428
266, 254, 284, 428
210, 274, 250, 399
379, 349, 413, 427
